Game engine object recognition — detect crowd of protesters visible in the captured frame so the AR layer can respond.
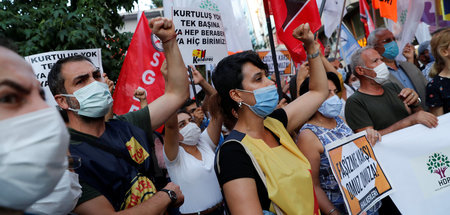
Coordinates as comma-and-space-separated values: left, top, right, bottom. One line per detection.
1, 13, 449, 215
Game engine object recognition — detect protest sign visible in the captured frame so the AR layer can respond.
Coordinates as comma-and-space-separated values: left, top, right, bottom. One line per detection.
172, 7, 228, 65
325, 132, 393, 215
24, 49, 103, 106
257, 50, 292, 75
373, 113, 450, 215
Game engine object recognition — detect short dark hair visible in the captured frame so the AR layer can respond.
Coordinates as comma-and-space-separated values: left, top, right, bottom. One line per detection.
299, 72, 341, 96
0, 37, 18, 53
212, 51, 268, 121
48, 55, 94, 96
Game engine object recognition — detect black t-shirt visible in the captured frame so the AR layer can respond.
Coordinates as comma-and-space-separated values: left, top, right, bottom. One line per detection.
215, 108, 288, 211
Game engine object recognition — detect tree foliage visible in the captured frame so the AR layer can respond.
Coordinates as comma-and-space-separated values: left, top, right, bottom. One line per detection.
0, 0, 138, 81
152, 0, 163, 8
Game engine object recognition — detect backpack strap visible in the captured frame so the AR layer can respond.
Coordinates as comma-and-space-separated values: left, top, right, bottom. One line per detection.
216, 139, 285, 215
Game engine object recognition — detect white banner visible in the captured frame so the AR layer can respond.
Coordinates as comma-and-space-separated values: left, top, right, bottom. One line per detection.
172, 7, 228, 65
374, 113, 450, 215
164, 0, 252, 52
24, 49, 103, 106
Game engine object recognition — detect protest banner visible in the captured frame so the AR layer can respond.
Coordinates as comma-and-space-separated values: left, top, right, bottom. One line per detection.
24, 48, 103, 106
113, 13, 165, 116
257, 50, 292, 75
325, 132, 393, 215
373, 113, 450, 214
163, 0, 252, 53
171, 7, 228, 65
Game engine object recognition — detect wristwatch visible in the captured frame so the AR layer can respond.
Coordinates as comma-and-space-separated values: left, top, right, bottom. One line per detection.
160, 189, 177, 204
307, 50, 320, 59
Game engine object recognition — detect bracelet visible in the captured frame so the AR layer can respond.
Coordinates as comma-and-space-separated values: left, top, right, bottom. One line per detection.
162, 33, 178, 43
307, 50, 320, 59
328, 208, 337, 215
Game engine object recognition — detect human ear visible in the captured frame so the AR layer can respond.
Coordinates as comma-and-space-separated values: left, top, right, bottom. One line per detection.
229, 89, 242, 104
54, 95, 69, 110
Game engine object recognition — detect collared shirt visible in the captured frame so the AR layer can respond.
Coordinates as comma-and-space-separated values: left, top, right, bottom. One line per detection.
388, 62, 416, 91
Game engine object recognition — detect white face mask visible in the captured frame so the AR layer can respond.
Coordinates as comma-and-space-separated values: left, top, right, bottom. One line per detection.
363, 63, 390, 84
179, 122, 202, 146
61, 81, 113, 118
0, 107, 69, 210
26, 170, 82, 214
351, 80, 360, 90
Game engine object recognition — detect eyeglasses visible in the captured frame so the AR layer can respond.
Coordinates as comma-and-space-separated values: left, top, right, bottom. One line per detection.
68, 155, 82, 170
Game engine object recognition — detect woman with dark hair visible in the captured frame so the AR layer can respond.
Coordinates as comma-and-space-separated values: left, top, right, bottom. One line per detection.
296, 72, 382, 215
213, 23, 328, 214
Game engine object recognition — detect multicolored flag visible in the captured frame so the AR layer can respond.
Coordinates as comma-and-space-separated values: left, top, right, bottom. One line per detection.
269, 0, 322, 63
360, 0, 375, 38
440, 0, 450, 21
113, 12, 166, 115
339, 24, 361, 65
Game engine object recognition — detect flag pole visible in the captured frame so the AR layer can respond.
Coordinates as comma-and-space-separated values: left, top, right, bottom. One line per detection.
333, 0, 347, 58
263, 0, 283, 100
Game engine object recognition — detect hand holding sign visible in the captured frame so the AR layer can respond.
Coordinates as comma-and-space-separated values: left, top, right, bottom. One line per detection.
149, 17, 176, 43
190, 65, 204, 85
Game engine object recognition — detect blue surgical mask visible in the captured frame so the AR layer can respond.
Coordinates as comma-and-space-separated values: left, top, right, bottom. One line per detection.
238, 85, 279, 118
60, 81, 113, 118
318, 95, 343, 118
382, 41, 399, 60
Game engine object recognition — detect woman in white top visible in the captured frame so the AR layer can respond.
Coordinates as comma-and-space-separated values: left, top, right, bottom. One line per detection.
164, 92, 224, 214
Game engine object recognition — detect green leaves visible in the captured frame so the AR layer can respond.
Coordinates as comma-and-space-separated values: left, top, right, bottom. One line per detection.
0, 0, 136, 81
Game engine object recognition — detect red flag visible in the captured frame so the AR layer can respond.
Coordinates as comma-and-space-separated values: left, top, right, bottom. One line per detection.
113, 13, 166, 116
360, 0, 375, 38
269, 0, 322, 64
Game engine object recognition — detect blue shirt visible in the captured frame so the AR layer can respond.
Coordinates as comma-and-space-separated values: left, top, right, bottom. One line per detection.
388, 63, 416, 91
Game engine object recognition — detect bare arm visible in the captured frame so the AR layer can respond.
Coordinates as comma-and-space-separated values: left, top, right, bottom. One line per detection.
205, 94, 223, 146
284, 24, 329, 133
163, 114, 180, 161
191, 65, 217, 97
296, 62, 310, 98
147, 17, 189, 130
223, 178, 263, 215
297, 129, 341, 215
74, 182, 184, 215
356, 110, 438, 136
429, 106, 444, 116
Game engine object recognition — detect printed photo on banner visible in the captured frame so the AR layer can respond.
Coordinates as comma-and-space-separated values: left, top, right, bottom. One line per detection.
325, 131, 393, 215
172, 7, 228, 65
24, 49, 103, 106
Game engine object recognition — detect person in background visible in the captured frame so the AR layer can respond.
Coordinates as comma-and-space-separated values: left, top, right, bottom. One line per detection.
426, 28, 450, 116
418, 40, 435, 82
0, 45, 69, 214
163, 93, 224, 214
367, 28, 428, 108
213, 23, 328, 214
345, 46, 439, 215
297, 72, 381, 215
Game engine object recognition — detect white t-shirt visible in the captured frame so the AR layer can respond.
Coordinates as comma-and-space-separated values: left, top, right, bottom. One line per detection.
164, 130, 223, 213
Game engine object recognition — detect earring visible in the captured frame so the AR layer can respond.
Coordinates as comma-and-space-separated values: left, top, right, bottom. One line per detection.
238, 101, 242, 108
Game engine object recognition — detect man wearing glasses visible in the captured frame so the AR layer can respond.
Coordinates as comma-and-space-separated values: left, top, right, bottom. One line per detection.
367, 28, 428, 109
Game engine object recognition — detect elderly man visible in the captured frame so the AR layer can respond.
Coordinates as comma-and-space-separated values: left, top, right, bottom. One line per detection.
367, 28, 428, 108
48, 17, 187, 214
0, 45, 69, 213
345, 46, 438, 215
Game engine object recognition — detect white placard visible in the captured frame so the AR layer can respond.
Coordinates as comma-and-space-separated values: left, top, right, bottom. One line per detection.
24, 49, 103, 106
172, 7, 228, 65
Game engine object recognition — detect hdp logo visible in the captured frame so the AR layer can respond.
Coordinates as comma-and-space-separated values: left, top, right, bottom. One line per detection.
427, 153, 450, 179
